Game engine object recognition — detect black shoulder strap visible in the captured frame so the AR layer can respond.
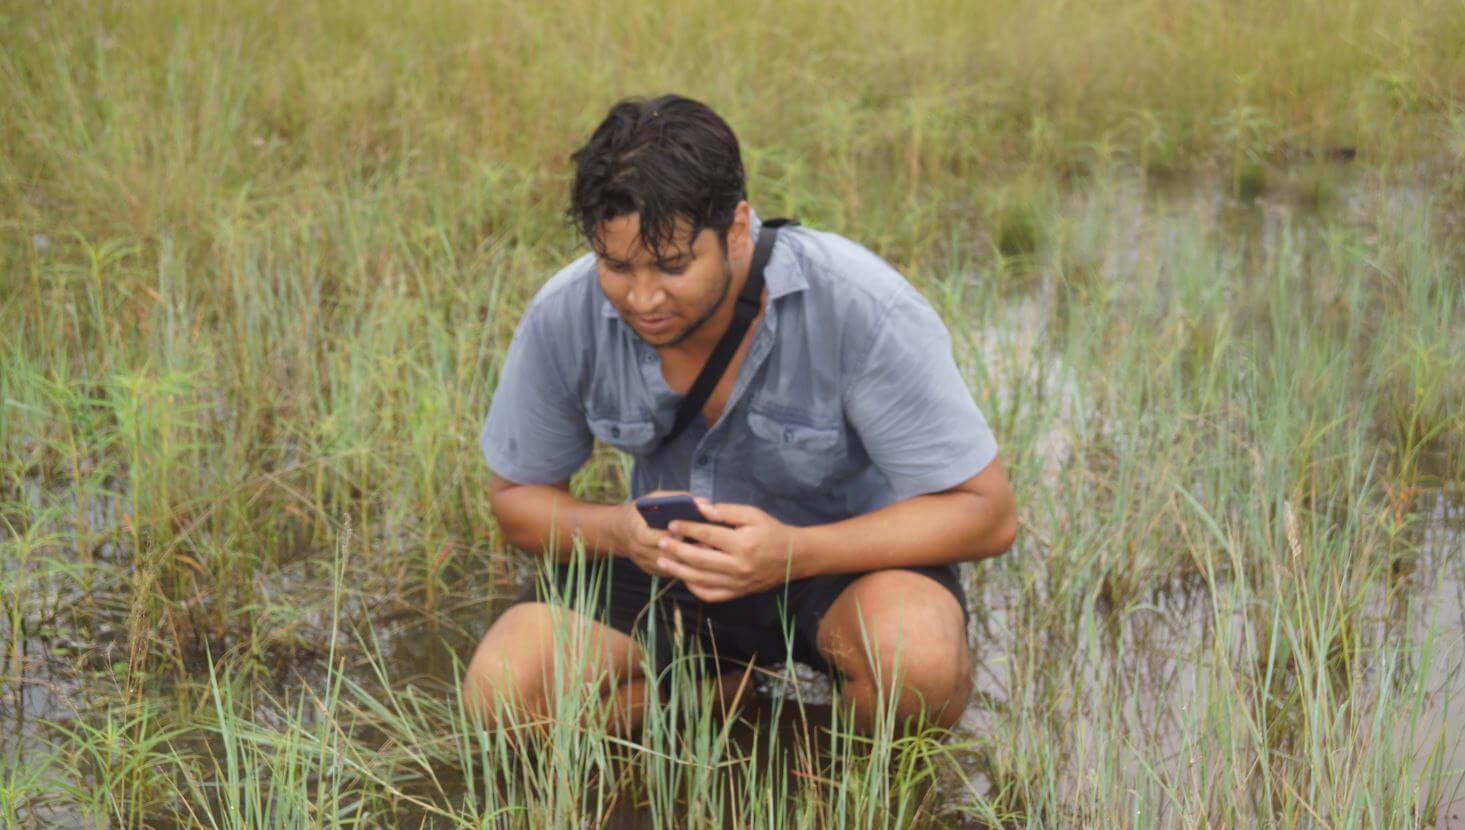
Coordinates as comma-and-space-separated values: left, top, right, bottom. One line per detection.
659, 218, 799, 449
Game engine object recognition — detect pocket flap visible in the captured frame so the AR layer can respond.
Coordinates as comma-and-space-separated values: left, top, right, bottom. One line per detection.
746, 410, 841, 451
588, 415, 657, 447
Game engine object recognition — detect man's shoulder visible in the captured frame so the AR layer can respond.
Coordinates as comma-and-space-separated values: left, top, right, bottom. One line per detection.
525, 252, 600, 320
785, 225, 926, 324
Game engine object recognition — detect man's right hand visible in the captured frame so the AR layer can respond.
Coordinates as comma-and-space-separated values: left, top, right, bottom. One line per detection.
612, 489, 688, 578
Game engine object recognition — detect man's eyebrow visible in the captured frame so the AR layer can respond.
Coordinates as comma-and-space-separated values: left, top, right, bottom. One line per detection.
659, 239, 696, 262
600, 251, 691, 268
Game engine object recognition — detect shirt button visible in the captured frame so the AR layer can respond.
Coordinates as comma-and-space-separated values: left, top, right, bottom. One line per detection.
783, 428, 794, 443
696, 454, 710, 466
642, 352, 655, 364
610, 426, 621, 437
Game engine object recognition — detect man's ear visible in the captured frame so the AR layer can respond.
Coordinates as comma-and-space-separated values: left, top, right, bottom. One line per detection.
727, 200, 752, 264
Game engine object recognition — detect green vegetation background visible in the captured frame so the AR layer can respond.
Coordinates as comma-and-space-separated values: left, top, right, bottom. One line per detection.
2, 0, 1462, 826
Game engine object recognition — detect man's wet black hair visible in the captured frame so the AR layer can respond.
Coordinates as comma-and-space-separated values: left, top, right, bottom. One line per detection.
567, 94, 746, 263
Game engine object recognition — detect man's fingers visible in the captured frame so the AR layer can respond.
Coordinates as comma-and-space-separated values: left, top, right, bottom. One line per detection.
660, 537, 740, 575
689, 585, 737, 604
668, 519, 738, 550
656, 554, 737, 591
635, 528, 670, 551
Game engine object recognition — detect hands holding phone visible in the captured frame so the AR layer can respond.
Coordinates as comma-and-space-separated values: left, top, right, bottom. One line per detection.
610, 490, 692, 579
616, 490, 803, 603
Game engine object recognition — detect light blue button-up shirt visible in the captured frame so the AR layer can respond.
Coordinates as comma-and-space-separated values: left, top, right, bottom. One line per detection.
479, 211, 999, 529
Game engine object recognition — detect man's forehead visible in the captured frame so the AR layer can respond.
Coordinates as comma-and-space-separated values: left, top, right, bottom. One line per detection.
597, 213, 703, 262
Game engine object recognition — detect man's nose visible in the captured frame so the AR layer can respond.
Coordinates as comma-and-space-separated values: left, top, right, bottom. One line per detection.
626, 274, 666, 312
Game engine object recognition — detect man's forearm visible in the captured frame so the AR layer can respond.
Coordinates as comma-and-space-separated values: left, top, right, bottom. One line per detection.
492, 485, 624, 562
791, 490, 1016, 579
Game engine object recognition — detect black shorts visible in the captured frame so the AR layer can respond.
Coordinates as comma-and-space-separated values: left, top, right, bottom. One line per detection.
512, 555, 968, 678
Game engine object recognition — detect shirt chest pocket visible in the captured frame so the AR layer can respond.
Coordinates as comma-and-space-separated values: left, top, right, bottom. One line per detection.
745, 408, 843, 496
588, 414, 660, 456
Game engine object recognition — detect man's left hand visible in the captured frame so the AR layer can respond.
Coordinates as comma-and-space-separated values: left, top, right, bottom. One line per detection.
656, 498, 802, 603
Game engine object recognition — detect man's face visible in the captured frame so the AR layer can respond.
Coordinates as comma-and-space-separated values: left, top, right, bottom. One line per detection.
594, 213, 733, 349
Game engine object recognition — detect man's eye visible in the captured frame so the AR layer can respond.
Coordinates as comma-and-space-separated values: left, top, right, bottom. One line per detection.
661, 263, 687, 275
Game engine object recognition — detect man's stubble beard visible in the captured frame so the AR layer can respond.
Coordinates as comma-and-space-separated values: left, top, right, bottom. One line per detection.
648, 259, 734, 349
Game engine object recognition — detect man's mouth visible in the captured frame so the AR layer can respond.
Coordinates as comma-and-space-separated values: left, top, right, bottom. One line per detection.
633, 316, 673, 333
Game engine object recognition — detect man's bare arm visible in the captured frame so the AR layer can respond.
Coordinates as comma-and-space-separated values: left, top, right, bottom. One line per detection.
791, 457, 1018, 578
488, 473, 624, 561
488, 472, 680, 575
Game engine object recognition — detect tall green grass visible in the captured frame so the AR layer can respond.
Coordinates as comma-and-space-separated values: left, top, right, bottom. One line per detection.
1, 0, 1462, 826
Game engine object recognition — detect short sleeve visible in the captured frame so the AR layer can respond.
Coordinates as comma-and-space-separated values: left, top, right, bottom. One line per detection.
479, 303, 593, 485
842, 290, 999, 501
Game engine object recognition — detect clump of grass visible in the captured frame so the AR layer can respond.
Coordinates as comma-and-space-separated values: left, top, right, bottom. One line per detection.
1125, 107, 1180, 184
993, 198, 1045, 262
86, 536, 962, 827
1216, 104, 1273, 201
983, 179, 1056, 294
1292, 160, 1342, 212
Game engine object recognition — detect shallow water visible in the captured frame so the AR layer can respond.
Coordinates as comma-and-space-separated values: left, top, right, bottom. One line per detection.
2, 170, 1461, 826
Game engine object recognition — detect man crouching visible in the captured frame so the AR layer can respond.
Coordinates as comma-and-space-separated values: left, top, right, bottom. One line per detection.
464, 94, 1017, 737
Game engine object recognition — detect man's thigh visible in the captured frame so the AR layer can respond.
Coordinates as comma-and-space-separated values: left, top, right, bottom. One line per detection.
812, 568, 970, 684
465, 601, 648, 710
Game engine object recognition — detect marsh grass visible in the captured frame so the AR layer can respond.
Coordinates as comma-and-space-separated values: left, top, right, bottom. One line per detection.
2, 0, 1464, 826
98, 537, 957, 828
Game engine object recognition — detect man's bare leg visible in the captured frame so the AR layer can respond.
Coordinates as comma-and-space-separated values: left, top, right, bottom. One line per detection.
462, 602, 648, 735
815, 570, 973, 735
463, 602, 752, 737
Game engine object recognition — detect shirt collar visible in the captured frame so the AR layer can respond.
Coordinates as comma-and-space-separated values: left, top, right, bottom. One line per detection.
598, 207, 807, 319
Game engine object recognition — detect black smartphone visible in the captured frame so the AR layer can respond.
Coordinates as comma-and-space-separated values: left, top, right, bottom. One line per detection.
634, 494, 732, 530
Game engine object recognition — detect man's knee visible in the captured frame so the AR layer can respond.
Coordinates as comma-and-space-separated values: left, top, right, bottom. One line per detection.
850, 624, 972, 727
462, 605, 553, 728
461, 601, 646, 730
887, 639, 973, 727
818, 571, 973, 728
